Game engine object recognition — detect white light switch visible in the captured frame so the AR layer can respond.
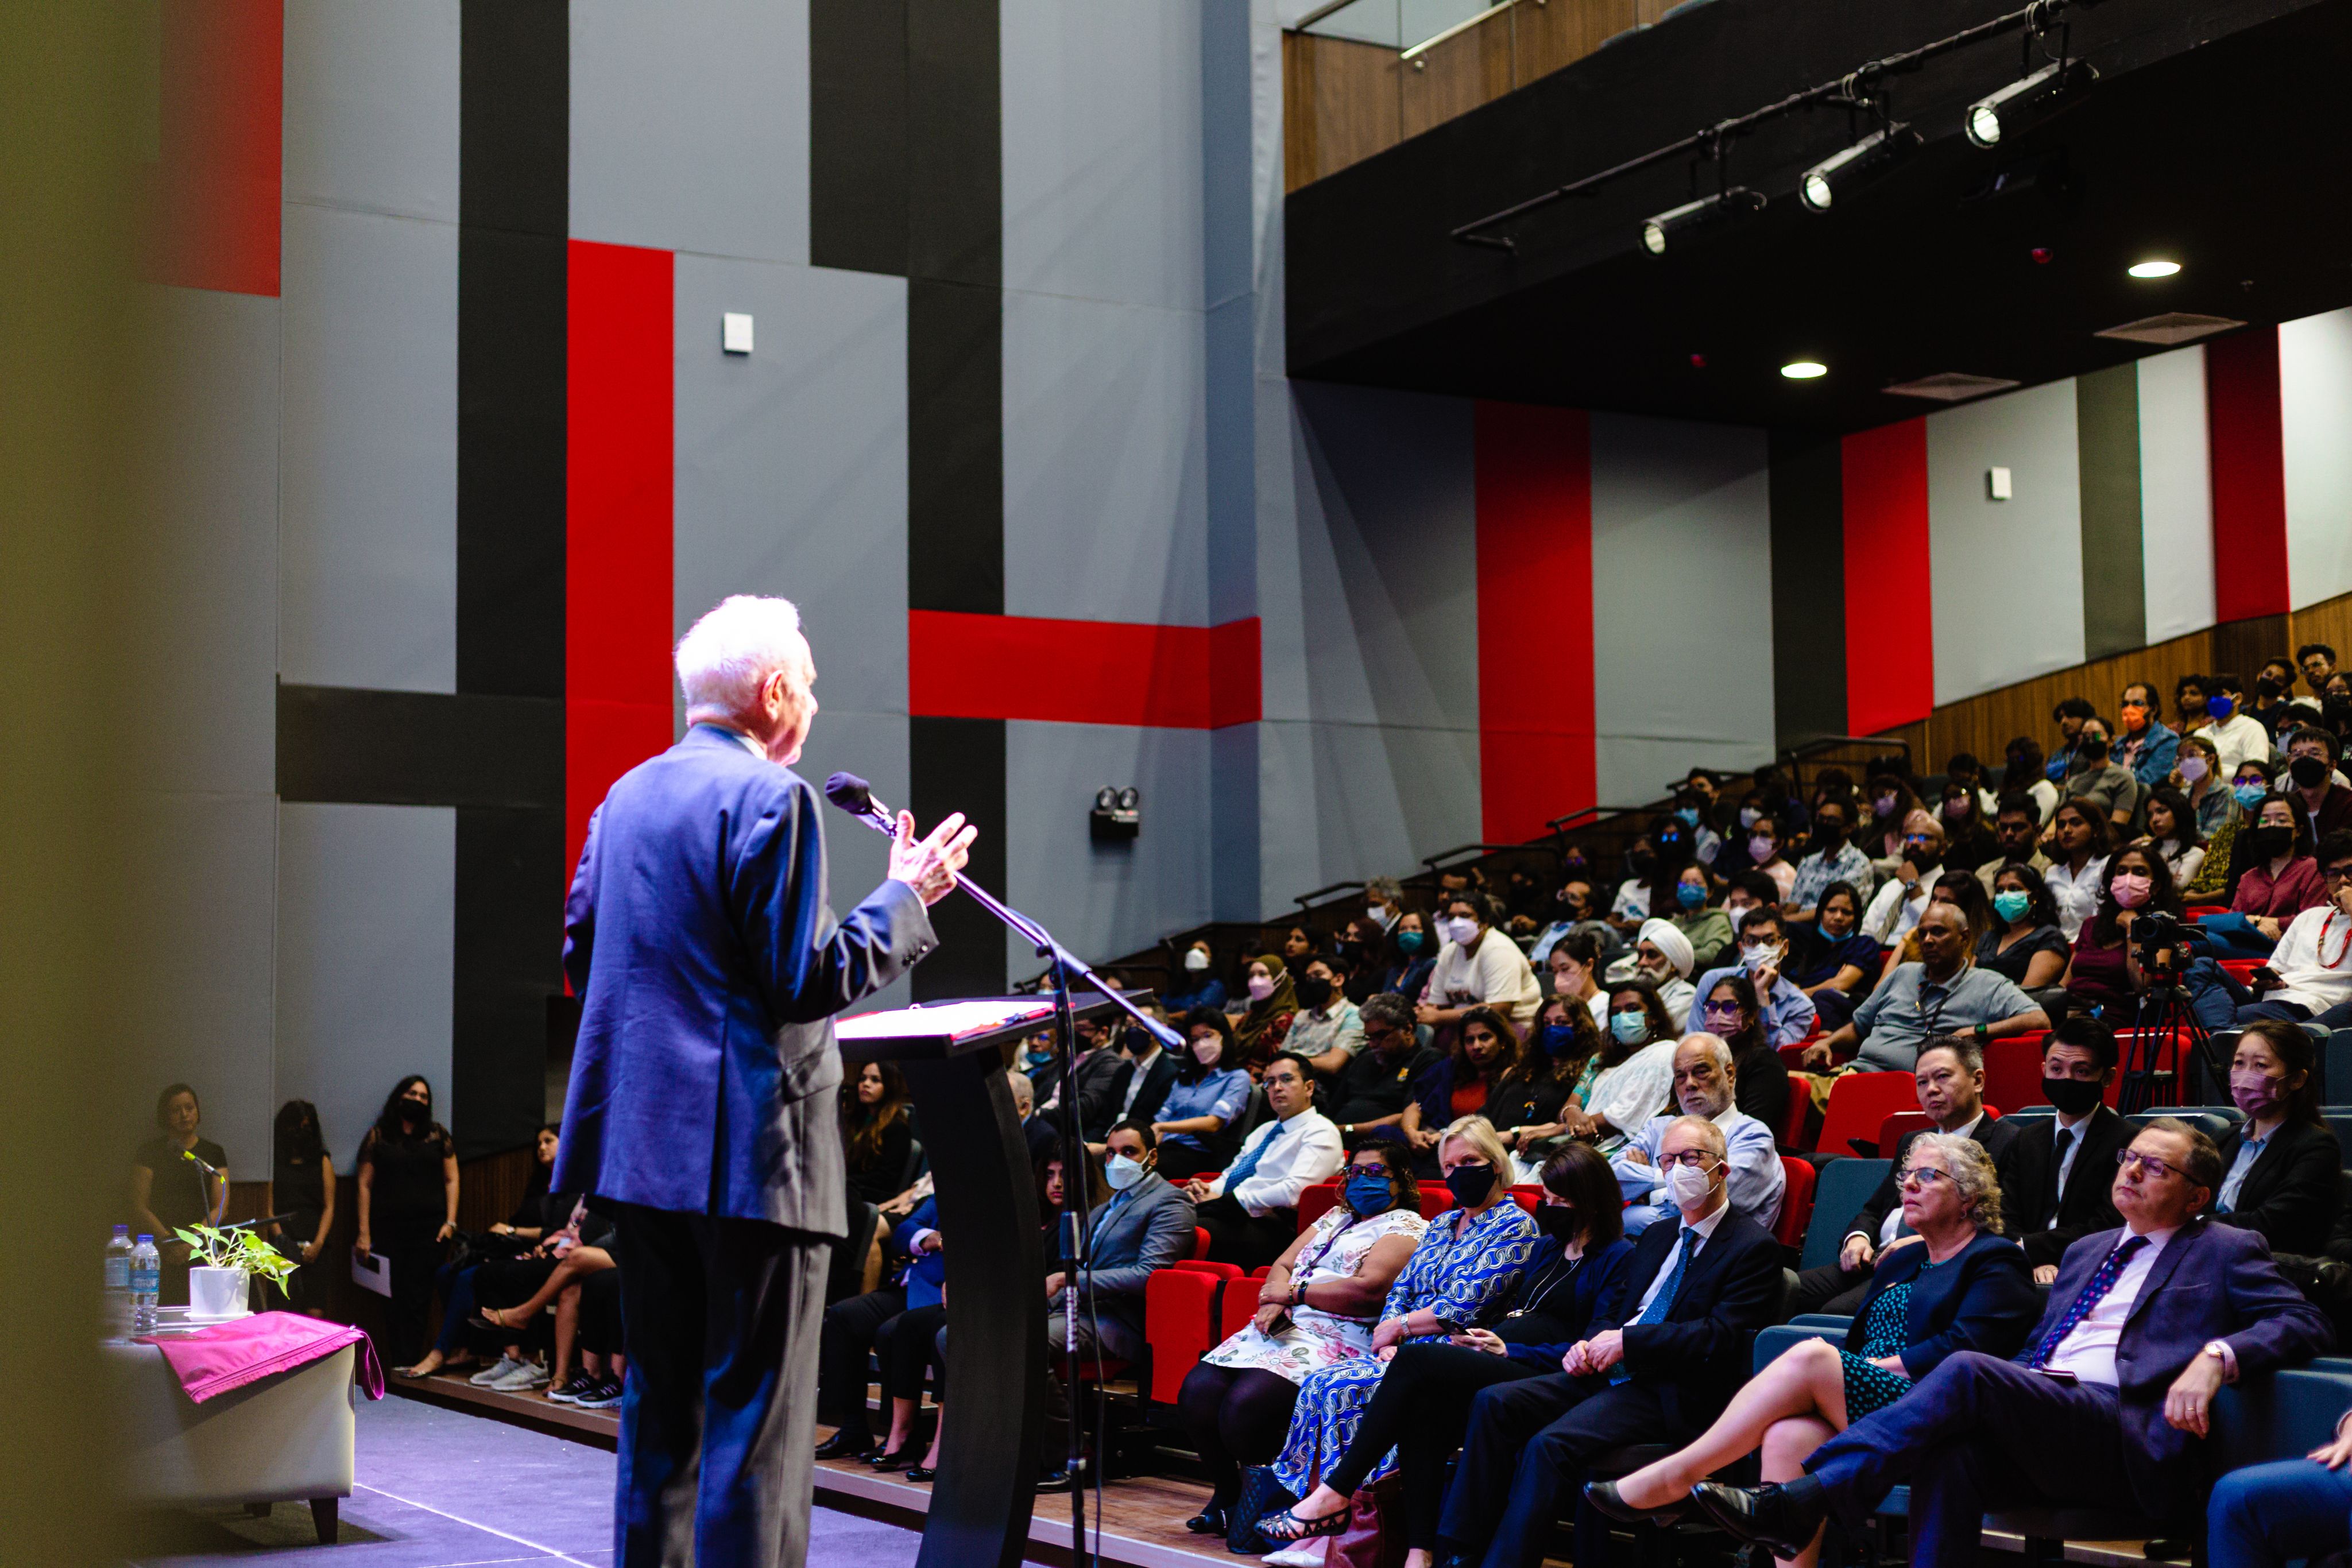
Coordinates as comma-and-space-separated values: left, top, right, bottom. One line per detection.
722, 312, 755, 355
1987, 466, 2013, 501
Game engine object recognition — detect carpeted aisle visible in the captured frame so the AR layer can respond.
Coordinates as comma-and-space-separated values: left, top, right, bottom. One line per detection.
128, 1393, 924, 1567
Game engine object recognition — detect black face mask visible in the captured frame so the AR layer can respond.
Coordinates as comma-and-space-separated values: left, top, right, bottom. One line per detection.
1445, 1163, 1498, 1207
2041, 1076, 2103, 1116
2290, 755, 2330, 790
1628, 851, 1657, 876
1533, 1205, 1579, 1243
1295, 976, 1334, 1010
2245, 826, 2293, 861
1811, 824, 1845, 851
2078, 740, 2110, 764
2257, 676, 2285, 700
401, 1101, 427, 1124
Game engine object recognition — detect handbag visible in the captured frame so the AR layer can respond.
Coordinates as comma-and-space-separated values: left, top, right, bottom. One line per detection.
1230, 1465, 1298, 1555
1326, 1473, 1406, 1568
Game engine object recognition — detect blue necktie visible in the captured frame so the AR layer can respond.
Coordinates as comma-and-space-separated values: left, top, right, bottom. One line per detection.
1610, 1227, 1702, 1383
2027, 1234, 2149, 1368
1221, 1122, 1282, 1193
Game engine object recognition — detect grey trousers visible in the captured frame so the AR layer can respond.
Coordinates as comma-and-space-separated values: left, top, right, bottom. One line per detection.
612, 1203, 833, 1568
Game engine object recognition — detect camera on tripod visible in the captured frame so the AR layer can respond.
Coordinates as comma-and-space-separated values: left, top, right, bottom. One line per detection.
2132, 909, 2191, 975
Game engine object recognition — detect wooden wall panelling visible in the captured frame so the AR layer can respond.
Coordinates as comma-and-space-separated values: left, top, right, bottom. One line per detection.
2210, 613, 2291, 687
1284, 32, 1401, 191
2289, 593, 2352, 672
1399, 11, 1514, 142
1515, 0, 1639, 86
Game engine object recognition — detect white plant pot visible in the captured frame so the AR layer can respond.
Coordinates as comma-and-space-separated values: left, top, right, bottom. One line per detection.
188, 1265, 249, 1321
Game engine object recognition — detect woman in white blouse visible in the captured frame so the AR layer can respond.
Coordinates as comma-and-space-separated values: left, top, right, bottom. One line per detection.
1418, 892, 1542, 1035
1562, 980, 1679, 1153
2040, 797, 2113, 940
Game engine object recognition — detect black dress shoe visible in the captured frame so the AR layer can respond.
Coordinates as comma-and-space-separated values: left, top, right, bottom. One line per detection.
903, 1465, 937, 1484
1584, 1479, 1685, 1526
868, 1445, 920, 1473
1689, 1478, 1831, 1560
1185, 1503, 1231, 1535
1036, 1464, 1076, 1492
813, 1433, 875, 1461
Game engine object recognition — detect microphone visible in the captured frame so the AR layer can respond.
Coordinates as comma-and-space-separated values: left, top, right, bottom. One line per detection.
823, 772, 894, 834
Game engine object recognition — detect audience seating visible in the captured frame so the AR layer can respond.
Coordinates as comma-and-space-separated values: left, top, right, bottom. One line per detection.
1192, 1226, 1212, 1261
1797, 1159, 1891, 1271
2328, 1035, 2352, 1104
1774, 1156, 1816, 1250
2326, 1111, 2352, 1167
1874, 1110, 1933, 1155
1982, 1035, 2051, 1115
1778, 1077, 1815, 1152
1144, 1261, 1235, 1404
1815, 1074, 1916, 1161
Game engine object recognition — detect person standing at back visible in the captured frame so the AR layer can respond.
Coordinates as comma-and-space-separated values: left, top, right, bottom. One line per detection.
554, 595, 973, 1568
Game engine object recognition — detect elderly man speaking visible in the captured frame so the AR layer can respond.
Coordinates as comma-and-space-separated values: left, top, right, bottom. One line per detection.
556, 595, 976, 1568
1609, 1035, 1785, 1236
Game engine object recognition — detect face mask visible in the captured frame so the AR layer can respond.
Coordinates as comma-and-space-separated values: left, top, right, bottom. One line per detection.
2041, 1075, 2104, 1116
1675, 807, 1700, 827
1657, 833, 1688, 857
1811, 824, 1844, 851
2076, 739, 2110, 764
1610, 1010, 1649, 1046
2179, 756, 2209, 784
1024, 1046, 1054, 1068
1992, 890, 2032, 923
2234, 782, 2270, 808
1675, 881, 1705, 910
1441, 916, 1480, 946
1296, 976, 1333, 1011
401, 1100, 426, 1122
2121, 703, 2149, 729
1105, 1153, 1146, 1191
1372, 903, 1400, 931
1246, 975, 1275, 1002
1874, 793, 1898, 816
1942, 798, 1970, 820
1192, 1036, 1223, 1066
1533, 1205, 1579, 1242
2246, 826, 2292, 860
1183, 948, 1210, 973
1539, 1023, 1580, 1057
1553, 963, 1584, 995
2230, 1068, 2284, 1118
2108, 872, 2152, 908
2208, 695, 2237, 719
1740, 941, 1785, 973
1628, 850, 1657, 876
1748, 836, 1775, 862
1344, 1171, 1396, 1216
2256, 677, 2284, 700
1668, 1162, 1715, 1209
1396, 930, 1427, 955
1738, 806, 1760, 829
2291, 755, 2330, 789
1444, 1163, 1498, 1207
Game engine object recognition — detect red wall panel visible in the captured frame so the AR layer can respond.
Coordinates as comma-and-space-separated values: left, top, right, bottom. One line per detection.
1840, 419, 1935, 734
1474, 401, 1594, 843
566, 240, 676, 883
908, 612, 1262, 729
149, 0, 282, 296
2206, 328, 2291, 622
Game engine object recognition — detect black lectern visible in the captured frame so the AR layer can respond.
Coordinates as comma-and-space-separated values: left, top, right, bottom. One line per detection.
833, 990, 1142, 1568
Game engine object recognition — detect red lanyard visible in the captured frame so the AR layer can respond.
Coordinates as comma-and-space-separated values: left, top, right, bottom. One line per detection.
2320, 910, 2352, 970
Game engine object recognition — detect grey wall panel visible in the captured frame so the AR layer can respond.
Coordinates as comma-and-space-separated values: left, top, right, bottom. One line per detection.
118, 794, 279, 1173
144, 286, 278, 797
1925, 380, 2084, 704
1000, 2, 1204, 313
283, 0, 461, 223
1001, 289, 1209, 626
570, 0, 809, 264
1589, 413, 1776, 803
276, 803, 455, 1172
1004, 721, 1214, 978
788, 708, 914, 1015
1256, 717, 1481, 914
279, 202, 458, 694
672, 255, 907, 719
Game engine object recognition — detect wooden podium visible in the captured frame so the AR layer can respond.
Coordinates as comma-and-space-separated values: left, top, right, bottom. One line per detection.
832, 992, 1142, 1568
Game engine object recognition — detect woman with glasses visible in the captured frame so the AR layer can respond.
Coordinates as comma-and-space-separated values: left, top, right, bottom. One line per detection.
1699, 974, 1791, 1131
1590, 1135, 2036, 1567
1403, 1006, 1523, 1176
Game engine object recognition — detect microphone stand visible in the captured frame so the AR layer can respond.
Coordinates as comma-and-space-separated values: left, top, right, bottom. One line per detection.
839, 792, 1177, 1568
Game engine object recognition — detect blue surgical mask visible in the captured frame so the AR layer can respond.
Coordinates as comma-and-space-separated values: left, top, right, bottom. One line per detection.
1675, 807, 1700, 827
1105, 1153, 1146, 1191
1611, 1010, 1649, 1045
1539, 1023, 1579, 1057
2234, 782, 2269, 808
1991, 890, 2032, 923
1676, 882, 1705, 909
1343, 1171, 1395, 1216
2208, 695, 2237, 719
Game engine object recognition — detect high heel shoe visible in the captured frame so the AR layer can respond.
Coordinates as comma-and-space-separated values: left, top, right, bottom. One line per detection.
903, 1464, 938, 1483
1584, 1479, 1685, 1526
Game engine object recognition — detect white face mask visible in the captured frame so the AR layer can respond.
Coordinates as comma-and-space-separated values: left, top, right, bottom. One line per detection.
1740, 942, 1786, 972
1105, 1153, 1145, 1191
1192, 1036, 1223, 1066
1738, 806, 1759, 829
1183, 948, 1210, 973
1669, 1162, 1715, 1209
1441, 916, 1479, 946
1246, 974, 1275, 1002
2179, 756, 2208, 784
1371, 903, 1400, 931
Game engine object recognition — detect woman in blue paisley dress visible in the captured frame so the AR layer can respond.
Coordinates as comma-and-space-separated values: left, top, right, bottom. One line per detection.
1255, 1116, 1537, 1542
1595, 1132, 2038, 1567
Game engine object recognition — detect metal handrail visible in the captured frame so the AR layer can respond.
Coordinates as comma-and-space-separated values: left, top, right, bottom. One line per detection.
1289, 0, 1371, 32
1293, 881, 1368, 911
1780, 734, 1913, 766
1400, 0, 1522, 63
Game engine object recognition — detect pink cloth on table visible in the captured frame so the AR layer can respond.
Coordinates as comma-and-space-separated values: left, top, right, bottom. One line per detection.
137, 1310, 385, 1405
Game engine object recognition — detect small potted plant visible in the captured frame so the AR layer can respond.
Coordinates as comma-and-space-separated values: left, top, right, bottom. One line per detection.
174, 1224, 297, 1321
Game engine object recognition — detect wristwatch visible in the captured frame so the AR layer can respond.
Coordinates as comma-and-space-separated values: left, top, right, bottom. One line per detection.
2201, 1340, 2237, 1380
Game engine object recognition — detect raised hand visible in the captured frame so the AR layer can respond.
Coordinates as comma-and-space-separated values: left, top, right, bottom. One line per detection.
888, 810, 977, 906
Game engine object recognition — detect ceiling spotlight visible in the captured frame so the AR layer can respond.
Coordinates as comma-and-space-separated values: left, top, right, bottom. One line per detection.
1781, 361, 1828, 380
2128, 259, 2182, 278
1964, 60, 2098, 149
1640, 187, 1766, 256
1798, 124, 1919, 214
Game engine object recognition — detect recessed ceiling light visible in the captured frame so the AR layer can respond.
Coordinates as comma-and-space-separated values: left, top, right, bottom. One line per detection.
2128, 260, 2181, 278
1781, 361, 1828, 380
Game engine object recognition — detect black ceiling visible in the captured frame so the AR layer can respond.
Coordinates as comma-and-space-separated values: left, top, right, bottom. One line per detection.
1283, 0, 2352, 433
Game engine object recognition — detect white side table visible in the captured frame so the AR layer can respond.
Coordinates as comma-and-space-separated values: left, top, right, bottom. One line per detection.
108, 1341, 356, 1543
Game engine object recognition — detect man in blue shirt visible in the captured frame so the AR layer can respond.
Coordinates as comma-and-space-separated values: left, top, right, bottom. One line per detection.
1800, 904, 2049, 1074
1611, 1036, 1783, 1236
1685, 908, 1816, 1046
2115, 682, 2180, 789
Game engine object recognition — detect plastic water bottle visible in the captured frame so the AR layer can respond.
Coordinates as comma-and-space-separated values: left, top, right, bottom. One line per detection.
130, 1234, 161, 1337
103, 1225, 133, 1342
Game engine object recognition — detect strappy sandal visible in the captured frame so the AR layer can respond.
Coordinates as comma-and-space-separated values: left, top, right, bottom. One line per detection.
1256, 1506, 1348, 1543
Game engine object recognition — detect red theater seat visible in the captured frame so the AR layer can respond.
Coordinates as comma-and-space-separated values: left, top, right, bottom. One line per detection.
1775, 1156, 1816, 1249
1146, 1266, 1225, 1403
1297, 1181, 1341, 1232
1817, 1073, 1917, 1159
1781, 1077, 1816, 1152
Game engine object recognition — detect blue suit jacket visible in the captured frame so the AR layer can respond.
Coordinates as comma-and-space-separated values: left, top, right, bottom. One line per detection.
1845, 1230, 2038, 1379
2021, 1218, 2332, 1508
889, 1197, 947, 1309
553, 725, 936, 1232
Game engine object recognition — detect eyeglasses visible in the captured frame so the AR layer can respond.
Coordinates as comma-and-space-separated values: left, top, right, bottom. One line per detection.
2117, 1149, 2192, 1181
2324, 864, 2352, 881
1351, 1164, 1394, 1179
1701, 1004, 1742, 1020
1897, 1167, 1953, 1190
1656, 1151, 1720, 1170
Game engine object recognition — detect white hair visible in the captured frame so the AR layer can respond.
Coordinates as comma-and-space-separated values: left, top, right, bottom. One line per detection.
675, 595, 806, 719
1676, 1031, 1736, 1075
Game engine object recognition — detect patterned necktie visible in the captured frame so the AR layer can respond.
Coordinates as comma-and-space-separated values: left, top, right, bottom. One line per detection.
2026, 1234, 2149, 1368
1610, 1227, 1702, 1383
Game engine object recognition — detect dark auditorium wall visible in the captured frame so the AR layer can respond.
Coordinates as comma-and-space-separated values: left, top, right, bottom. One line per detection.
128, 2, 2352, 1178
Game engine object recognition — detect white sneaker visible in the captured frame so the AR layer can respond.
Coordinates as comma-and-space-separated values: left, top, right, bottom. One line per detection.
489, 1360, 550, 1391
468, 1355, 525, 1387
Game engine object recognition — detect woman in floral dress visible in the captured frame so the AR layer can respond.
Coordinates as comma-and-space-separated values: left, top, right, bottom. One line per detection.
1175, 1134, 1428, 1537
1255, 1116, 1538, 1543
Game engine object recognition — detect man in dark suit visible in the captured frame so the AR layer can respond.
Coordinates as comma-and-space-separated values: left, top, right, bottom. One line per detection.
1434, 1114, 1787, 1568
1037, 1015, 1134, 1144
555, 595, 975, 1568
1995, 1016, 2132, 1281
1791, 1036, 2021, 1314
1695, 1119, 2335, 1566
1107, 1021, 1181, 1143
